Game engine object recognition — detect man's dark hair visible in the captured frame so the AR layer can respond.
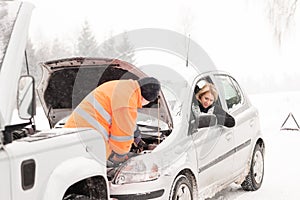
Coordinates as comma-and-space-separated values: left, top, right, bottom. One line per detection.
137, 77, 161, 102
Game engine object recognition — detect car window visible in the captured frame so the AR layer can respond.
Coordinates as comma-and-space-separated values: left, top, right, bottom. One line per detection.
193, 77, 222, 108
214, 75, 244, 111
189, 77, 218, 133
137, 84, 181, 132
161, 85, 181, 113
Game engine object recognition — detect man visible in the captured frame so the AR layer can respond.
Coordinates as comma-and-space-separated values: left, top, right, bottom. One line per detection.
64, 77, 161, 164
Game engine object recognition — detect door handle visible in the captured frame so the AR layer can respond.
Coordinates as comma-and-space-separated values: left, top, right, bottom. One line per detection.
249, 119, 254, 127
225, 132, 233, 140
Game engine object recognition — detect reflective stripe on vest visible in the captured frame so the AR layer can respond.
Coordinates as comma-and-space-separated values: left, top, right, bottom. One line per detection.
86, 94, 111, 124
75, 94, 134, 143
75, 106, 109, 141
110, 134, 133, 142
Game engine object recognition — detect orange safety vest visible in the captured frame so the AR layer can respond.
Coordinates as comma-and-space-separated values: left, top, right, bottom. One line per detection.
64, 80, 142, 159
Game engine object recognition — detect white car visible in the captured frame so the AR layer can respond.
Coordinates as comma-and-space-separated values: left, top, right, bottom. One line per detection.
0, 2, 109, 200
40, 55, 264, 199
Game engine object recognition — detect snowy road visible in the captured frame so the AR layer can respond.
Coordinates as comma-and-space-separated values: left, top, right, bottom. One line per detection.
207, 91, 300, 199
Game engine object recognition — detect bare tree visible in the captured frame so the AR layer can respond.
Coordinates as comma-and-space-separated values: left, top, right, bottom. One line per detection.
266, 0, 298, 45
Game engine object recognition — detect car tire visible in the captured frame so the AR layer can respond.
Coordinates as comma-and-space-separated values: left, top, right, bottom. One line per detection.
170, 174, 193, 200
241, 143, 264, 191
63, 194, 93, 200
72, 196, 92, 200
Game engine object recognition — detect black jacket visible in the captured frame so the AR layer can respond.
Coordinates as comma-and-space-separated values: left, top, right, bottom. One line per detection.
198, 103, 235, 128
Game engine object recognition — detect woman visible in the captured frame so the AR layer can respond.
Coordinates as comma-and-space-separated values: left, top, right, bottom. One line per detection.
195, 83, 235, 128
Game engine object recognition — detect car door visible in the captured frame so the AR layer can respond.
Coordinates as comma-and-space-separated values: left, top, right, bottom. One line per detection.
0, 147, 11, 200
213, 74, 255, 174
189, 77, 234, 188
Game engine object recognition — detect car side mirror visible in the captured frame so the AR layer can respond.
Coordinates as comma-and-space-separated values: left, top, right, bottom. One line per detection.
198, 114, 217, 128
18, 75, 36, 120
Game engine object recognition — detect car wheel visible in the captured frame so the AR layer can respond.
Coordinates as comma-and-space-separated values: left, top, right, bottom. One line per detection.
63, 194, 94, 200
170, 175, 193, 200
241, 143, 264, 191
72, 196, 91, 200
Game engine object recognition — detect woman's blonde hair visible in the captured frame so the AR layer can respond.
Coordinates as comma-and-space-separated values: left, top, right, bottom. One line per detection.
196, 83, 218, 102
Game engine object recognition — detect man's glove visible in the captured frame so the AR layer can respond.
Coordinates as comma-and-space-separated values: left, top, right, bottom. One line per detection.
108, 152, 129, 166
134, 135, 143, 147
133, 126, 142, 147
136, 138, 146, 148
133, 127, 147, 153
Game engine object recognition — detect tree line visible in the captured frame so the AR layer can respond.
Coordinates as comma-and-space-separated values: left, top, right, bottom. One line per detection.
25, 20, 135, 85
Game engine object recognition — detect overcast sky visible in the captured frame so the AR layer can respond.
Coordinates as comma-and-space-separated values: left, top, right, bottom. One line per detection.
26, 0, 300, 93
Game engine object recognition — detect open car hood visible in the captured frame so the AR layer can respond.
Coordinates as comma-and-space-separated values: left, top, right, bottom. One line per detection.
37, 57, 173, 129
0, 1, 34, 128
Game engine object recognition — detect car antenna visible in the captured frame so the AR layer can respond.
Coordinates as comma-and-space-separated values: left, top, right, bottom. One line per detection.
186, 34, 191, 67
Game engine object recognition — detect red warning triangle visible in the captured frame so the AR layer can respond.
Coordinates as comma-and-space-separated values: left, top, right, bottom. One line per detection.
280, 113, 300, 131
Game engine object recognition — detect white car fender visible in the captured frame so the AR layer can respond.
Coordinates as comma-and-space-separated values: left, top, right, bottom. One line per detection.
162, 145, 198, 182
42, 156, 107, 200
236, 130, 264, 184
250, 130, 264, 159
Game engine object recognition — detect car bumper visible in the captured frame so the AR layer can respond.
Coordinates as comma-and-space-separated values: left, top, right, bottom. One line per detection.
109, 175, 173, 200
110, 189, 164, 200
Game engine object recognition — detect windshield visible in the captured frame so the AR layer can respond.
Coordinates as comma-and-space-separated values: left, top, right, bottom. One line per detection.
137, 83, 183, 131
135, 50, 190, 129
0, 1, 21, 70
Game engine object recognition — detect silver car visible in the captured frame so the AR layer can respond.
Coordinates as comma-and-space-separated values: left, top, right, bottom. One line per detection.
38, 56, 264, 200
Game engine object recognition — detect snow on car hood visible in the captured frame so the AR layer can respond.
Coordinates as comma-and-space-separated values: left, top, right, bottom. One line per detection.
37, 57, 173, 129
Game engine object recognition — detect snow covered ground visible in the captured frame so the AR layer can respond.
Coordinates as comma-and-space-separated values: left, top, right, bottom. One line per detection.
12, 91, 300, 199
208, 91, 300, 199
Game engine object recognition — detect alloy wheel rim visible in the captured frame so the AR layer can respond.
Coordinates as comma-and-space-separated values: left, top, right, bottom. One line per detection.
175, 183, 192, 200
253, 150, 264, 184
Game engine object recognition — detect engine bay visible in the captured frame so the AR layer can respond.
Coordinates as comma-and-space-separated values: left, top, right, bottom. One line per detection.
131, 124, 171, 153
106, 124, 171, 181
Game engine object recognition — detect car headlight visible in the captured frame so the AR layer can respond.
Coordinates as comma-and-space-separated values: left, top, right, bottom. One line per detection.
113, 158, 160, 185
